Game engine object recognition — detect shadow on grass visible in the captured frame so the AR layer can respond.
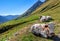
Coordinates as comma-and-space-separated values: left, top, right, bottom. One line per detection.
32, 33, 60, 41
53, 36, 60, 41
45, 19, 54, 22
0, 18, 38, 34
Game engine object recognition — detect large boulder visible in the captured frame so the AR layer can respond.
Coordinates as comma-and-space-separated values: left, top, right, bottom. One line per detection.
31, 22, 55, 38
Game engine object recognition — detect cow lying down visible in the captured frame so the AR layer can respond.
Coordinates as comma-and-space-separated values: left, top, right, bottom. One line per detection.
31, 22, 55, 38
40, 16, 52, 22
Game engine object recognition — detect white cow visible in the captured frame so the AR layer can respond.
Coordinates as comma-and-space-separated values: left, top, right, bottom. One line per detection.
40, 16, 52, 22
40, 16, 46, 22
31, 22, 55, 38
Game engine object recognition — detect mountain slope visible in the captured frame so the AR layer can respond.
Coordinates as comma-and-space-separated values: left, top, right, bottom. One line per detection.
17, 0, 44, 19
0, 0, 60, 41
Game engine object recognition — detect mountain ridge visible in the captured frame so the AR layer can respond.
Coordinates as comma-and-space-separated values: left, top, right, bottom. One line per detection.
0, 16, 8, 23
0, 15, 19, 24
17, 0, 45, 19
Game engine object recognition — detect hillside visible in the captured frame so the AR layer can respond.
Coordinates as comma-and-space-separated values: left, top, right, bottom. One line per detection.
0, 0, 60, 41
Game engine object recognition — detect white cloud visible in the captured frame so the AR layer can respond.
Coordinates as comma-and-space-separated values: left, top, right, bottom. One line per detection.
40, 0, 46, 2
0, 13, 21, 16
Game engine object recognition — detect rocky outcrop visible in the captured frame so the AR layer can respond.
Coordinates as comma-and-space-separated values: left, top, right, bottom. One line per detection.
31, 22, 55, 38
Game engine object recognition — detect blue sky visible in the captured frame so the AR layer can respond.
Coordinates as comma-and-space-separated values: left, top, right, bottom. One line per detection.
0, 0, 45, 16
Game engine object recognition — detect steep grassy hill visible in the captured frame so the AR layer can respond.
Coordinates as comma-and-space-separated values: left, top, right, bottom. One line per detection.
0, 0, 60, 41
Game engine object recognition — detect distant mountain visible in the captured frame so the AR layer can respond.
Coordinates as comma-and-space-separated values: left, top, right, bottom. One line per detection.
5, 15, 19, 20
18, 0, 44, 18
0, 15, 19, 23
0, 16, 8, 23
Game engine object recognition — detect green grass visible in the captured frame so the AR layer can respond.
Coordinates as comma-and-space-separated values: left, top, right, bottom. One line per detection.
20, 33, 52, 41
11, 4, 60, 41
0, 0, 60, 41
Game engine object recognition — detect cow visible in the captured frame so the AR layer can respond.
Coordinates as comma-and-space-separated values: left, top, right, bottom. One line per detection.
40, 16, 52, 22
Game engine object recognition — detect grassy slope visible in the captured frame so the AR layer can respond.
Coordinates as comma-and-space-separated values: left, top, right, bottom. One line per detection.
0, 0, 60, 41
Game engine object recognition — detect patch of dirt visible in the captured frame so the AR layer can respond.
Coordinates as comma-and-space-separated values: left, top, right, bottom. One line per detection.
7, 25, 32, 41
